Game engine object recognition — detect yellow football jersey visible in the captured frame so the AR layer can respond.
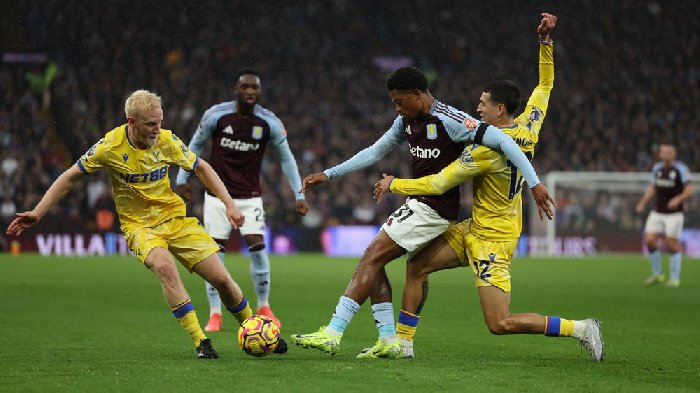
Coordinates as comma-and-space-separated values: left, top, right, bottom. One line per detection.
391, 42, 553, 241
77, 124, 198, 230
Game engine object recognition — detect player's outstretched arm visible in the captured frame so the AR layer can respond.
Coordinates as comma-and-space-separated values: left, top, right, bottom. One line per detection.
374, 147, 494, 203
6, 164, 84, 235
193, 158, 244, 229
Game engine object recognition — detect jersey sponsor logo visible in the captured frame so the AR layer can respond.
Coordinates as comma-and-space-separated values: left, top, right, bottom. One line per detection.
220, 137, 260, 151
464, 117, 479, 130
222, 125, 234, 134
122, 153, 129, 162
121, 165, 168, 183
426, 124, 438, 140
655, 178, 676, 187
409, 144, 441, 159
528, 106, 543, 122
252, 126, 263, 140
512, 136, 534, 147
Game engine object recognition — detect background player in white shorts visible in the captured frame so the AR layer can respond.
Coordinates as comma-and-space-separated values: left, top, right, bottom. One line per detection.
176, 70, 308, 330
636, 143, 693, 287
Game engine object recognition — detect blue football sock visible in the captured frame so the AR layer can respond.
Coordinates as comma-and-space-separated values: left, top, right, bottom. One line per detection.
648, 249, 662, 276
371, 302, 396, 338
250, 248, 271, 309
205, 251, 225, 314
328, 296, 360, 335
669, 252, 681, 281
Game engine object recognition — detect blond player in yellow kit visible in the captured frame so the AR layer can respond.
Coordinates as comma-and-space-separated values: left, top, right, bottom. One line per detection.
6, 90, 288, 359
374, 13, 604, 361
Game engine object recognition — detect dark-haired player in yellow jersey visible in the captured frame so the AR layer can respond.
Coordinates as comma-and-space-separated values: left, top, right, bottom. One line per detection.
6, 90, 287, 359
374, 13, 604, 361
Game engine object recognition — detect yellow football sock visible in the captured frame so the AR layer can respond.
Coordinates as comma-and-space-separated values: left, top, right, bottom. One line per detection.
396, 310, 420, 341
171, 299, 206, 347
544, 316, 574, 337
226, 296, 253, 324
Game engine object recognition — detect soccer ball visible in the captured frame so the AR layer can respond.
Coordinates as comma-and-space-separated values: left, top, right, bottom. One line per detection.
237, 315, 281, 357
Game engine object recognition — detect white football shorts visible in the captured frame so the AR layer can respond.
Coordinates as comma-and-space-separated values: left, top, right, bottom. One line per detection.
381, 197, 451, 258
644, 210, 684, 239
203, 193, 266, 239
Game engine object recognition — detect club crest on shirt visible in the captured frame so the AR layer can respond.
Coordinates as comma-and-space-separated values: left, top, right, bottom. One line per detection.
426, 124, 438, 140
405, 125, 412, 135
252, 126, 263, 140
464, 117, 479, 130
122, 153, 129, 162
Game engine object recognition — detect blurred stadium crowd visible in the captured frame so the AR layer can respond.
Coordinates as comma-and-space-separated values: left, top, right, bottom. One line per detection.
1, 1, 698, 246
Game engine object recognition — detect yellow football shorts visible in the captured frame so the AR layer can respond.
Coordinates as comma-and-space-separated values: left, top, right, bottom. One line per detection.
442, 219, 517, 292
123, 216, 220, 272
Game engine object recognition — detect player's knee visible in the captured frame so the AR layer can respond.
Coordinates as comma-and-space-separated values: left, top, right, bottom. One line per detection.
149, 260, 178, 283
406, 261, 428, 280
485, 317, 510, 335
207, 274, 232, 292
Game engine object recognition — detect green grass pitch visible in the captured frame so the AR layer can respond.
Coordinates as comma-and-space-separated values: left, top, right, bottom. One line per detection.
1, 253, 699, 392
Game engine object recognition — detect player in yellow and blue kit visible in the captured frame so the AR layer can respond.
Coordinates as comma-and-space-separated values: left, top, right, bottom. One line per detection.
374, 13, 604, 361
6, 90, 288, 358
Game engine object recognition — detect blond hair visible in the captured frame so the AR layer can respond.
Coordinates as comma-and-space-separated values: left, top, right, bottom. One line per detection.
124, 90, 162, 119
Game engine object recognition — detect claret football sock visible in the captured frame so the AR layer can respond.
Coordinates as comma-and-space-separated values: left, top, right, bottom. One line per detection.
171, 298, 206, 347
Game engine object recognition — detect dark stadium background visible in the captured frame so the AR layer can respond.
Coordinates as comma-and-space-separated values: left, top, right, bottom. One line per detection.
2, 1, 698, 254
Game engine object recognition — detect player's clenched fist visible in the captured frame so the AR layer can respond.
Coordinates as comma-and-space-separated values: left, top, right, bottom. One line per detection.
537, 13, 557, 38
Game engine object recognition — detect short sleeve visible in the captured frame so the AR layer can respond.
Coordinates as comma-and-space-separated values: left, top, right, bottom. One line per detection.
166, 132, 199, 172
77, 138, 108, 174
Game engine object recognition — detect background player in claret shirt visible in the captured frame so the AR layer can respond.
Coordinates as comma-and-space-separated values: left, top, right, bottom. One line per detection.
292, 65, 555, 358
176, 69, 308, 331
374, 14, 603, 362
5, 90, 291, 359
636, 142, 693, 287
